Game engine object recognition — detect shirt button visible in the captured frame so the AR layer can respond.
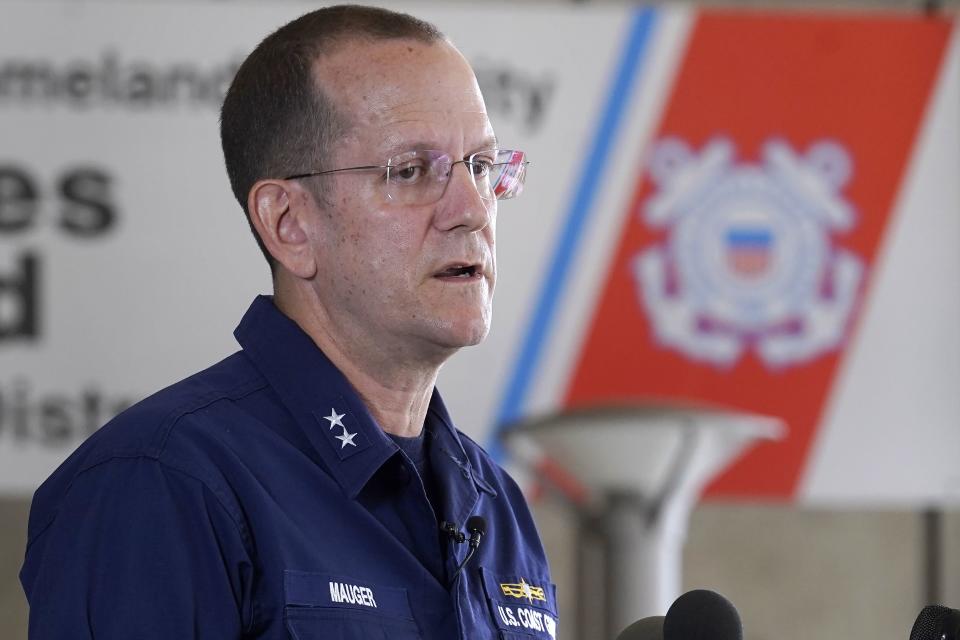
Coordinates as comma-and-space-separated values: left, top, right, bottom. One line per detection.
397, 463, 412, 485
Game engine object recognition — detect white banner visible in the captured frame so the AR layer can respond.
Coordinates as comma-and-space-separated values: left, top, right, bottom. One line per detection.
0, 1, 624, 493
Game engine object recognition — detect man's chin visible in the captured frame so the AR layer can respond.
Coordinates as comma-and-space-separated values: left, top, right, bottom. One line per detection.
425, 315, 491, 352
443, 325, 490, 350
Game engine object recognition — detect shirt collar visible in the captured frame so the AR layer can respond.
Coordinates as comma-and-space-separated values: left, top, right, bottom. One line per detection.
233, 295, 494, 501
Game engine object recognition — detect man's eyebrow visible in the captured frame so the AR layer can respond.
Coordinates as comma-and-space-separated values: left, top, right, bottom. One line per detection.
378, 135, 501, 158
376, 138, 439, 157
471, 135, 499, 153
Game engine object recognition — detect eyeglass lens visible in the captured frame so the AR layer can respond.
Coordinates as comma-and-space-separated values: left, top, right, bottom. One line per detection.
384, 149, 527, 205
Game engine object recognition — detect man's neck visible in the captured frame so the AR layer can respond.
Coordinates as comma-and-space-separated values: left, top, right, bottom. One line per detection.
274, 287, 443, 438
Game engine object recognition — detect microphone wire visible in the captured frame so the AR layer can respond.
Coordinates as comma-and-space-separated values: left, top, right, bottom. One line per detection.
451, 516, 486, 582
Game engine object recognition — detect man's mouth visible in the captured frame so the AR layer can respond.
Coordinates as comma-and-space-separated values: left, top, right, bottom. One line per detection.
434, 264, 481, 279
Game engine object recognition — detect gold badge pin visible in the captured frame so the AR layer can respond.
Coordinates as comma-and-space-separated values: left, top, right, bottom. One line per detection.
500, 578, 546, 604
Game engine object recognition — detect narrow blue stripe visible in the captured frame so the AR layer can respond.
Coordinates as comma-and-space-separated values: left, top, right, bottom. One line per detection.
727, 229, 773, 247
489, 7, 659, 459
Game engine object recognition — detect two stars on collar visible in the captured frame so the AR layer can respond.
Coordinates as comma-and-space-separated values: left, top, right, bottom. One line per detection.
324, 409, 357, 449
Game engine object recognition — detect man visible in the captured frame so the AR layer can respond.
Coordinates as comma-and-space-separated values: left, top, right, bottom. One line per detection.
20, 6, 556, 639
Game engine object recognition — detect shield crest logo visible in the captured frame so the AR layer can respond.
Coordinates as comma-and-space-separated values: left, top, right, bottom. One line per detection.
725, 226, 773, 279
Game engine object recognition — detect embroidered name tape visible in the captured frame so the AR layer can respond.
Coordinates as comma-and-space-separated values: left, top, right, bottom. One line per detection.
329, 581, 377, 608
495, 603, 558, 639
283, 570, 412, 620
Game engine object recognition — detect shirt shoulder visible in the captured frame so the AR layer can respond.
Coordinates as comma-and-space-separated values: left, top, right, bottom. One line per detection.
26, 351, 267, 544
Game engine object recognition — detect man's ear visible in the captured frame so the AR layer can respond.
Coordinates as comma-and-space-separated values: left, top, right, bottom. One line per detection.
247, 179, 318, 279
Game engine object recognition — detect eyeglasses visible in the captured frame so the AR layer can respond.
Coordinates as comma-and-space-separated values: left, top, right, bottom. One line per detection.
284, 148, 529, 206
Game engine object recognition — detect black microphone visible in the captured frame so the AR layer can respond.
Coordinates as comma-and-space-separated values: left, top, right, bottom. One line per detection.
615, 589, 741, 640
911, 606, 960, 640
466, 515, 486, 550
451, 516, 486, 582
664, 589, 741, 640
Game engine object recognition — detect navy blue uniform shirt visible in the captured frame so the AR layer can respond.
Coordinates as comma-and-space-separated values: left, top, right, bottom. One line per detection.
21, 296, 557, 639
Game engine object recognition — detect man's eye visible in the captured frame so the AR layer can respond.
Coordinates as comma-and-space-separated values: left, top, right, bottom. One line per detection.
391, 164, 424, 183
470, 160, 492, 177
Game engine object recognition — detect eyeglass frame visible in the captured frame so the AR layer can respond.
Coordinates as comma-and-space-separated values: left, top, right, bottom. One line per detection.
282, 148, 528, 204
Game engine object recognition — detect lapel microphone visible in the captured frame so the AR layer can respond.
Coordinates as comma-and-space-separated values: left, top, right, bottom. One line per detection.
440, 521, 466, 544
445, 516, 487, 582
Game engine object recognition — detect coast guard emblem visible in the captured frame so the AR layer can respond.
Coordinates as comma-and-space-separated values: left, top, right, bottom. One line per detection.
634, 137, 864, 368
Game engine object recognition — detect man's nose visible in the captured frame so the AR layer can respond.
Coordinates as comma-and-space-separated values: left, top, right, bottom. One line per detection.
434, 162, 494, 232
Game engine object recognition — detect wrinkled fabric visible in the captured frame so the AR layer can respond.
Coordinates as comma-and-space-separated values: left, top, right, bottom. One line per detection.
21, 296, 557, 640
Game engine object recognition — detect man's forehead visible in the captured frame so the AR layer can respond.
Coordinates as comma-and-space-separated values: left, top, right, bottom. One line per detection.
314, 38, 478, 101
316, 39, 493, 153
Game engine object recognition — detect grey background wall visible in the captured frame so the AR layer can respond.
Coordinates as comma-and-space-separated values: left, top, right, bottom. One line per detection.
3, 499, 30, 637
533, 501, 960, 639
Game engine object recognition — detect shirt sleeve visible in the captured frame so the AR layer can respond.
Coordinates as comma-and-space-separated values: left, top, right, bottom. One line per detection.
22, 456, 254, 639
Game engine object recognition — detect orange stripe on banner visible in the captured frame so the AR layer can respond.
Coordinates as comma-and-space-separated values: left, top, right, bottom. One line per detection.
563, 11, 953, 500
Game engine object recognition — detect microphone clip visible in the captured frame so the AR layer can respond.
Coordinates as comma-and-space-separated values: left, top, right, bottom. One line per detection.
450, 516, 487, 583
440, 520, 466, 544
